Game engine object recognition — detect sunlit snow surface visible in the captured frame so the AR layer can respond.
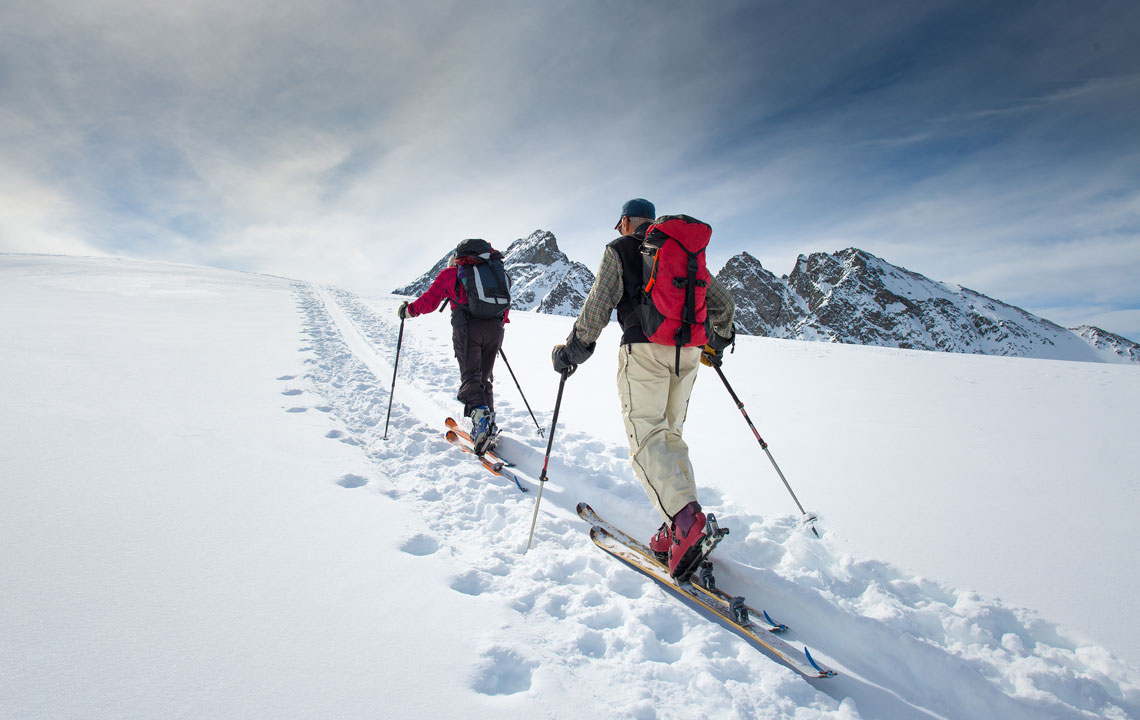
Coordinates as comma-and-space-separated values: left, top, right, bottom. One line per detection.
2, 254, 1138, 720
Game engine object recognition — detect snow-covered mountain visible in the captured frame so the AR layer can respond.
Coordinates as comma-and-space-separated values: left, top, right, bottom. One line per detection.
1072, 324, 1140, 364
393, 230, 594, 317
498, 230, 595, 315
717, 248, 1140, 364
397, 236, 1137, 364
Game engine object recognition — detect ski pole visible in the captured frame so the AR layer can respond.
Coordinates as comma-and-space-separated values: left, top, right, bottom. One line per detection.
499, 348, 545, 438
525, 369, 568, 552
712, 363, 820, 538
382, 314, 406, 441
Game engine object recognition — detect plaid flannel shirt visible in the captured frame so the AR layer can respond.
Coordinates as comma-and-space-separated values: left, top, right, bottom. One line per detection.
572, 245, 735, 345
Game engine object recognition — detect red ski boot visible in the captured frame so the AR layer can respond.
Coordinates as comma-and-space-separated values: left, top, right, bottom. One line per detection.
667, 502, 708, 580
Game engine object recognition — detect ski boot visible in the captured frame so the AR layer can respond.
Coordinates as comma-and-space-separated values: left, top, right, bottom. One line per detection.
486, 422, 501, 454
668, 502, 730, 583
470, 406, 494, 456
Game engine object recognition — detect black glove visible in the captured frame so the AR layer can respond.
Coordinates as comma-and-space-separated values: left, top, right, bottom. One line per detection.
551, 329, 596, 376
700, 344, 723, 368
398, 301, 411, 319
551, 345, 577, 376
701, 327, 735, 368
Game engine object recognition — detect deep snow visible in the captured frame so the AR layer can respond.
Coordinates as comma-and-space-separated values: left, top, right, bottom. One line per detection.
2, 254, 1138, 720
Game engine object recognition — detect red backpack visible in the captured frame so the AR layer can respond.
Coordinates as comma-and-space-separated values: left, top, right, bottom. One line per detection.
638, 215, 711, 373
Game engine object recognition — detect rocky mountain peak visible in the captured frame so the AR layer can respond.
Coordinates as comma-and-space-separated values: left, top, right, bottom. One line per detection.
504, 230, 563, 266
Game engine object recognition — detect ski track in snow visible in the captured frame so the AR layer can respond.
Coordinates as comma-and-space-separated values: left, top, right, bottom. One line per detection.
288, 282, 1139, 720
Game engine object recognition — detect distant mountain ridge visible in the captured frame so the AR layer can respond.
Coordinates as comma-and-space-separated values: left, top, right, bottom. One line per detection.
394, 232, 1138, 364
717, 248, 1139, 364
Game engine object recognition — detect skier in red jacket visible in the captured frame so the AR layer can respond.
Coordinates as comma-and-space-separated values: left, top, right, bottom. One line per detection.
399, 240, 511, 453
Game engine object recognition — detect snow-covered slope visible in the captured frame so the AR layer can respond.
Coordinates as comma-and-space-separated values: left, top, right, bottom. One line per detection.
718, 249, 1139, 364
393, 230, 594, 317
3, 254, 1139, 720
1072, 324, 1140, 364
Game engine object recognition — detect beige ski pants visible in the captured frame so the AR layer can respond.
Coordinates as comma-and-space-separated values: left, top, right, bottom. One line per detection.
617, 342, 703, 523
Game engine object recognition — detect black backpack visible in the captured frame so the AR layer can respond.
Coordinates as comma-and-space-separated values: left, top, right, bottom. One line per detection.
454, 239, 511, 320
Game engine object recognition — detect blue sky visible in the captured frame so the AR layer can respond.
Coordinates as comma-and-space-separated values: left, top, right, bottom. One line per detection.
2, 0, 1139, 340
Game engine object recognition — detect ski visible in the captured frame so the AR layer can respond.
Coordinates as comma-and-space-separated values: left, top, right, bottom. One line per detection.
444, 417, 513, 467
578, 504, 835, 679
577, 503, 787, 632
445, 430, 528, 493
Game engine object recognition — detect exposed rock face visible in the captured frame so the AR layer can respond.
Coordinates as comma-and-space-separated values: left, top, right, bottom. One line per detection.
715, 252, 805, 337
499, 231, 595, 316
1071, 325, 1140, 364
717, 247, 1138, 364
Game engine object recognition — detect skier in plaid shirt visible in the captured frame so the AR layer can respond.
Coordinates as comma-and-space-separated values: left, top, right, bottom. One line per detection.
552, 199, 736, 578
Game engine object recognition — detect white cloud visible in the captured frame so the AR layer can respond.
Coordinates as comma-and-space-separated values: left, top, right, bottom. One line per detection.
0, 173, 105, 257
2, 0, 1139, 340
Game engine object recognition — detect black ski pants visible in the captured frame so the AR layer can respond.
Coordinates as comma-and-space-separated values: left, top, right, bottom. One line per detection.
453, 317, 504, 417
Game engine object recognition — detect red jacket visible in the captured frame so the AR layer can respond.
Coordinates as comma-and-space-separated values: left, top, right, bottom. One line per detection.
407, 266, 510, 323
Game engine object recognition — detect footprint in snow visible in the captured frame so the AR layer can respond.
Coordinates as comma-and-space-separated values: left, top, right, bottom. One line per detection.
337, 474, 368, 489
542, 593, 571, 620
471, 647, 534, 696
399, 533, 440, 556
604, 568, 648, 600
276, 375, 295, 381
643, 605, 686, 644
576, 630, 607, 658
580, 606, 624, 630
285, 407, 308, 413
281, 389, 303, 396
449, 570, 488, 596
